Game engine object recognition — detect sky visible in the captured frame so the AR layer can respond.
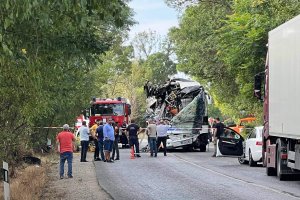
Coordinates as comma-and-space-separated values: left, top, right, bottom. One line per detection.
128, 0, 179, 40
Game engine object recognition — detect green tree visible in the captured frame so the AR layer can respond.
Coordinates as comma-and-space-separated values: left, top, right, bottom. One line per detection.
142, 52, 177, 84
0, 0, 134, 165
131, 30, 162, 59
168, 0, 300, 122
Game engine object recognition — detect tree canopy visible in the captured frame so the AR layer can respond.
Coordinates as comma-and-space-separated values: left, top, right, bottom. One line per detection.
0, 0, 134, 165
169, 0, 300, 122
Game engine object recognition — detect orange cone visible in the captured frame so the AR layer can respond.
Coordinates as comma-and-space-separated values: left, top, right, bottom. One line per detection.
130, 146, 135, 159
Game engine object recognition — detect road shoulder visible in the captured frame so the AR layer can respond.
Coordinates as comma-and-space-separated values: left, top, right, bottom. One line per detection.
42, 152, 112, 200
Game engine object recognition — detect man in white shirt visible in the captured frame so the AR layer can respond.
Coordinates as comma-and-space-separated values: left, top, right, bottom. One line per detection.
156, 120, 169, 156
79, 121, 90, 162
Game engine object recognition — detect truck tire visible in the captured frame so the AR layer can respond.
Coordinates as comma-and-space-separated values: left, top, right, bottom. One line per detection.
276, 139, 288, 181
183, 145, 194, 152
249, 150, 257, 167
266, 166, 276, 176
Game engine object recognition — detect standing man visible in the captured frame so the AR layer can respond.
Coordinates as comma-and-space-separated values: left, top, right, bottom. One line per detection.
90, 119, 101, 161
156, 120, 168, 156
96, 121, 105, 161
120, 121, 128, 148
212, 117, 225, 157
56, 124, 75, 179
146, 119, 157, 157
126, 120, 141, 157
79, 121, 90, 162
112, 122, 120, 160
103, 118, 115, 162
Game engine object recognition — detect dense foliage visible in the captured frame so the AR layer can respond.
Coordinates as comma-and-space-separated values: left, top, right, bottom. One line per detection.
4, 0, 300, 167
0, 0, 133, 166
168, 0, 300, 122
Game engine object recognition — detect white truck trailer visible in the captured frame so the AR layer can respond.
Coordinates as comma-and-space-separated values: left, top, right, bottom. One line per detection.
254, 14, 300, 180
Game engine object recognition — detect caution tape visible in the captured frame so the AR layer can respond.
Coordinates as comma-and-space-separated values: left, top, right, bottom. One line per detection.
33, 126, 256, 131
33, 127, 76, 129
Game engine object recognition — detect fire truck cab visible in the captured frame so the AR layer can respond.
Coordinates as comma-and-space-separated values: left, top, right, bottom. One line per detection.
85, 97, 131, 127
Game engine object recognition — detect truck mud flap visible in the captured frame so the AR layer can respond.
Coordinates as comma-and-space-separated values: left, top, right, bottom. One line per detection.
266, 144, 276, 168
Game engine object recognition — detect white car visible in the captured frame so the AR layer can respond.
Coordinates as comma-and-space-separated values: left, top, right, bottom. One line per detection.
238, 126, 263, 167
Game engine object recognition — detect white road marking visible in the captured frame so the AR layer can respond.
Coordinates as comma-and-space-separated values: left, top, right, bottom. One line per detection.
172, 154, 300, 199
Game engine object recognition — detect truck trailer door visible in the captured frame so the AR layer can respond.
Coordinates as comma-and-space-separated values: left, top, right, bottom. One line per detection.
216, 127, 244, 157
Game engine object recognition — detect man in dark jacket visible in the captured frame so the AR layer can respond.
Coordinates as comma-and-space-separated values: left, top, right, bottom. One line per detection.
212, 117, 225, 157
96, 121, 105, 161
126, 120, 141, 157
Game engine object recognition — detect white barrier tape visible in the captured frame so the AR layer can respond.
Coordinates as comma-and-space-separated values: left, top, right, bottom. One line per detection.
33, 127, 255, 131
33, 127, 75, 129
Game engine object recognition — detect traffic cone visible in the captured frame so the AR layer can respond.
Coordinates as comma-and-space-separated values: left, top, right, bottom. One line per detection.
130, 146, 135, 159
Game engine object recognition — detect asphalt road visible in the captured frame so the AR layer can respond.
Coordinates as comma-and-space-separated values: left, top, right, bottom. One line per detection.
95, 145, 300, 200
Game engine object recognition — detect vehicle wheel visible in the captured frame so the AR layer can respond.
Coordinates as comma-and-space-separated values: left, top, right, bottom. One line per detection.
183, 145, 193, 152
276, 139, 288, 181
266, 166, 276, 176
238, 157, 248, 164
199, 144, 206, 152
249, 150, 257, 167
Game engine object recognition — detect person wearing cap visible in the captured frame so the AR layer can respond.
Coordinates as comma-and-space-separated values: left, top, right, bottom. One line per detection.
56, 124, 76, 179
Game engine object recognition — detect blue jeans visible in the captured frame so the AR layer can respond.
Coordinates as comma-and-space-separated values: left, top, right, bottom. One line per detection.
149, 137, 157, 156
60, 152, 73, 177
98, 140, 105, 160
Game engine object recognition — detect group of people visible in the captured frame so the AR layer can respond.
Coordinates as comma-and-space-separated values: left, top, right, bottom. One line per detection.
56, 116, 225, 179
81, 118, 121, 163
146, 119, 169, 157
55, 119, 124, 179
80, 118, 145, 163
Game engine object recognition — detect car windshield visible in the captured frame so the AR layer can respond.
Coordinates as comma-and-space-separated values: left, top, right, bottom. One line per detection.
91, 104, 124, 116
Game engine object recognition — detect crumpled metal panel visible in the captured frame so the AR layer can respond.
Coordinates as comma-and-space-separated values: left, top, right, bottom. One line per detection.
171, 88, 206, 134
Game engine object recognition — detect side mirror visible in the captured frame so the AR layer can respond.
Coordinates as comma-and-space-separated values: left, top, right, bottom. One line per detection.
254, 72, 264, 100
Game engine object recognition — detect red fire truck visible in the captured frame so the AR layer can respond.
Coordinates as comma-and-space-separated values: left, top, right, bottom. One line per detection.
74, 97, 131, 151
85, 97, 131, 127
